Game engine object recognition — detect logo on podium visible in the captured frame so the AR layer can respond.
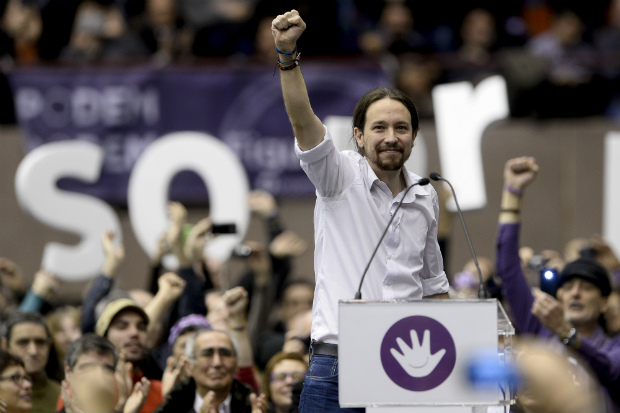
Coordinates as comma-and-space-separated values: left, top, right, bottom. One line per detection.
380, 315, 456, 391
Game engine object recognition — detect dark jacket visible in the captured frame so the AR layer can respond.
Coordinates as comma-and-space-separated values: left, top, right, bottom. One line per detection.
153, 376, 254, 413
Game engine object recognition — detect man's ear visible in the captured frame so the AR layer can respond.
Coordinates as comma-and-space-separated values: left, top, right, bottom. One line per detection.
600, 296, 609, 314
412, 130, 418, 148
64, 363, 71, 381
353, 127, 363, 148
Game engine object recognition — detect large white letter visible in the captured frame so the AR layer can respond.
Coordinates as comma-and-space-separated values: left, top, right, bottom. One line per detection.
433, 76, 509, 210
604, 131, 620, 256
128, 131, 250, 264
15, 141, 121, 281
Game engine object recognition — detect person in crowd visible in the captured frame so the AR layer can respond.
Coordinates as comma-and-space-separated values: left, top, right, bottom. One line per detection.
0, 349, 32, 413
60, 0, 149, 61
155, 327, 266, 413
605, 289, 620, 338
59, 333, 150, 413
261, 352, 307, 413
1, 312, 59, 413
45, 307, 82, 380
272, 9, 449, 412
496, 156, 620, 411
255, 280, 313, 371
18, 270, 60, 315
161, 287, 260, 400
0, 259, 26, 322
525, 8, 608, 118
68, 298, 164, 413
513, 338, 604, 413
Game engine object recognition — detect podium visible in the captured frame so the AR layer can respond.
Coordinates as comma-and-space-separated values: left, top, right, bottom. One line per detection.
338, 299, 515, 412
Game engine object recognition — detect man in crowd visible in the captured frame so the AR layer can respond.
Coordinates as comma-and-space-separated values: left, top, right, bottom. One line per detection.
496, 156, 620, 412
60, 333, 150, 413
94, 298, 164, 413
2, 311, 59, 413
155, 328, 266, 413
271, 9, 449, 412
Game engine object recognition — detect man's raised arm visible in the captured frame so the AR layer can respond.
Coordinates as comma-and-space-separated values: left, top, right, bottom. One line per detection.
272, 10, 324, 151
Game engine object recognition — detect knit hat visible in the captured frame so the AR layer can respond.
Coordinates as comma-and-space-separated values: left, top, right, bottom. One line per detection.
95, 298, 149, 337
168, 314, 211, 347
558, 258, 612, 297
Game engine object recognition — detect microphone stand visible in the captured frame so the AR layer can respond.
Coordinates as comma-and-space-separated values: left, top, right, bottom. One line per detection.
430, 173, 488, 299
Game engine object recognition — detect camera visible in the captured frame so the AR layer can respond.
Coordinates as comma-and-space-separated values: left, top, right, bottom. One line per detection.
539, 267, 560, 296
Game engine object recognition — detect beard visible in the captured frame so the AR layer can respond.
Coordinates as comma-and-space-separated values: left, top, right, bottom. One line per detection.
367, 145, 411, 171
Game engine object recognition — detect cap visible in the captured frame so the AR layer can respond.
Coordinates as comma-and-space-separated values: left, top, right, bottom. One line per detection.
168, 314, 211, 347
558, 258, 612, 297
95, 298, 149, 337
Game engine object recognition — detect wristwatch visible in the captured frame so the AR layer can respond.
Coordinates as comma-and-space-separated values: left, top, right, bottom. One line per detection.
562, 327, 578, 347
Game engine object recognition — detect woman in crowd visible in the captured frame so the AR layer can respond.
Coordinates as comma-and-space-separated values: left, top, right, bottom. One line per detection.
262, 352, 307, 413
0, 350, 32, 413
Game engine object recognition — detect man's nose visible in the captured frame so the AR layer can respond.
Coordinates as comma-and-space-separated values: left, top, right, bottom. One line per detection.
26, 341, 38, 354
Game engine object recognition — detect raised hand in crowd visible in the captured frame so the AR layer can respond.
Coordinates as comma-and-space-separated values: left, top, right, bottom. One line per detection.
161, 354, 189, 397
144, 272, 187, 348
30, 269, 60, 302
0, 257, 25, 296
248, 189, 278, 218
182, 218, 212, 268
102, 229, 125, 278
165, 201, 188, 262
269, 230, 308, 259
123, 377, 151, 413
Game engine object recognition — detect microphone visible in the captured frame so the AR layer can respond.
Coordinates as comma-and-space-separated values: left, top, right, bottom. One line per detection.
429, 172, 488, 298
354, 178, 430, 299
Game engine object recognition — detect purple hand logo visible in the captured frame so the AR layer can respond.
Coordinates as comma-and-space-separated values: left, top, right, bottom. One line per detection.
381, 316, 456, 391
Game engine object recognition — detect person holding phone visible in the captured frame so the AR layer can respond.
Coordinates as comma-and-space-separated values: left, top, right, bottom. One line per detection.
496, 156, 620, 412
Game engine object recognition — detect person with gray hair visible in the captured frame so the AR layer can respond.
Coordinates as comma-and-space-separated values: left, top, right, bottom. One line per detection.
59, 333, 151, 413
155, 328, 266, 413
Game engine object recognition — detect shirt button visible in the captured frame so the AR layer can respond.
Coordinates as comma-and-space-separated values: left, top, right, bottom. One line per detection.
387, 280, 392, 286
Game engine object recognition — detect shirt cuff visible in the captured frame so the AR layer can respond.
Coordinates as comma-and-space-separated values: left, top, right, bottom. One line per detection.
294, 125, 331, 163
421, 273, 450, 297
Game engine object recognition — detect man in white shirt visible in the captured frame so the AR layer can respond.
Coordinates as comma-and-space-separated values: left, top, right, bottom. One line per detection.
272, 9, 450, 413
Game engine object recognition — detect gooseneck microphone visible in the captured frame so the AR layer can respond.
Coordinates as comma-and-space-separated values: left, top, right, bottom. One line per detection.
354, 178, 430, 299
429, 172, 488, 298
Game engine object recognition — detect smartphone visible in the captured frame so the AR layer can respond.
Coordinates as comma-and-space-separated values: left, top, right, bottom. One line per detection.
540, 267, 560, 296
211, 223, 237, 234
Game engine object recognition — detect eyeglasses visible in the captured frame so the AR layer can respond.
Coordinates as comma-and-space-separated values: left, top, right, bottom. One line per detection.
0, 374, 33, 386
197, 347, 235, 361
269, 371, 306, 383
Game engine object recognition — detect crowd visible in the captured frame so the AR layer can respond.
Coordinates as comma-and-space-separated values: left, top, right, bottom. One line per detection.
1, 0, 620, 123
1, 2, 620, 413
0, 189, 312, 413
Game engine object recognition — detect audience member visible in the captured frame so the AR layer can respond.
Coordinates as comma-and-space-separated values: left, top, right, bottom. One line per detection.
261, 352, 307, 413
44, 306, 82, 380
1, 312, 59, 413
155, 328, 266, 413
90, 299, 163, 413
0, 258, 25, 323
605, 289, 620, 337
524, 8, 608, 117
0, 349, 32, 413
60, 0, 149, 61
496, 156, 620, 411
59, 333, 150, 413
441, 8, 500, 85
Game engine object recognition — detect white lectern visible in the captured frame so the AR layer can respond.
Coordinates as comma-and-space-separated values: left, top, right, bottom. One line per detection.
338, 299, 515, 412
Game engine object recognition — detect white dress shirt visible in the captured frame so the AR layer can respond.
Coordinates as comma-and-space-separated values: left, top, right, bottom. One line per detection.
295, 129, 449, 344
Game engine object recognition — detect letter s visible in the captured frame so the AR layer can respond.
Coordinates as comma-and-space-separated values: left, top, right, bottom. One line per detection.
15, 141, 121, 281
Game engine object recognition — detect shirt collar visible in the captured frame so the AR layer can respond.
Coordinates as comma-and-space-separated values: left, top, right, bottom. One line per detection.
362, 158, 430, 202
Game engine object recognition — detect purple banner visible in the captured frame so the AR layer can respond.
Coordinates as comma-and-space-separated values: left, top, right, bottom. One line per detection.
9, 62, 389, 204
